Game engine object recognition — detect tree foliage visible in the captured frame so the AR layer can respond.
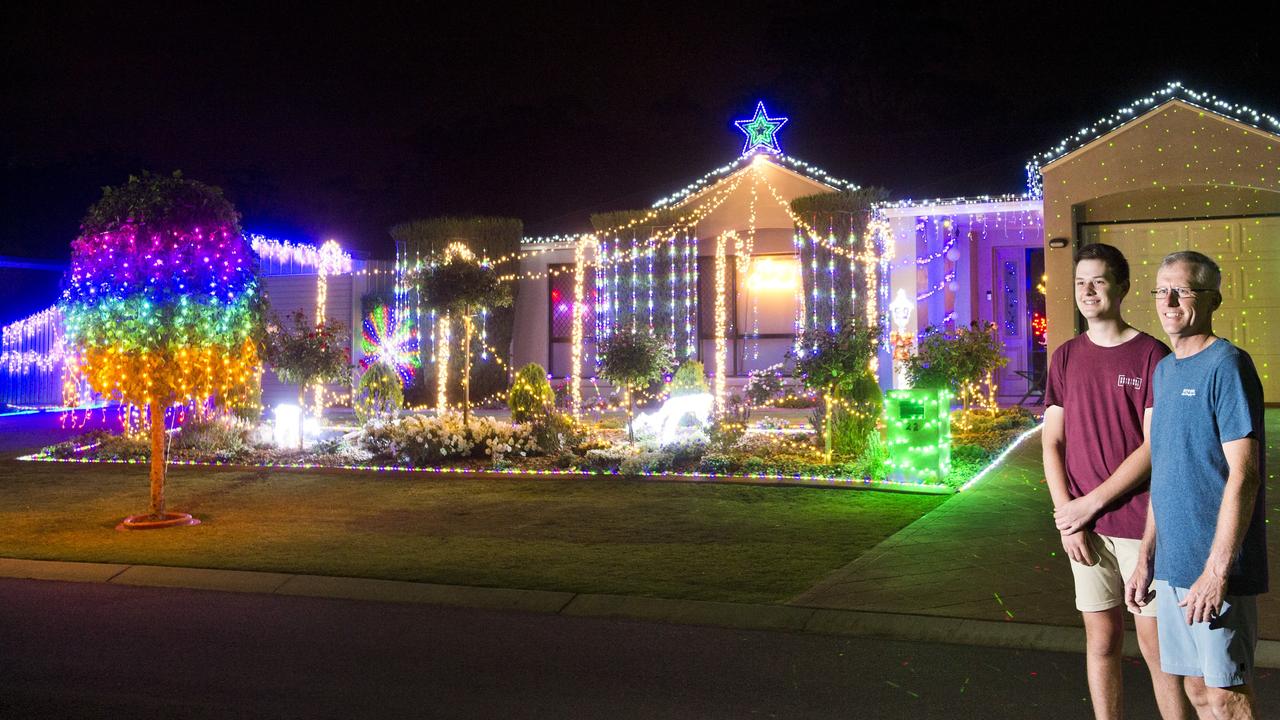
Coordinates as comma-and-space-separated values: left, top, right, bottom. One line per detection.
389, 216, 522, 261
669, 360, 708, 397
354, 361, 404, 425
789, 186, 891, 218
744, 364, 786, 408
265, 310, 352, 401
81, 170, 241, 235
904, 322, 1007, 394
418, 256, 513, 422
419, 257, 513, 315
392, 216, 522, 405
792, 324, 881, 396
792, 324, 884, 460
597, 326, 675, 441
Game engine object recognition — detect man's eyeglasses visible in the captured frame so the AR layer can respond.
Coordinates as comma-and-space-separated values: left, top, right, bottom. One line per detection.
1151, 287, 1215, 300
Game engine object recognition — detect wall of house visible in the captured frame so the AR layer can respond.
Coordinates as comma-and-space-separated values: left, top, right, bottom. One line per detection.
512, 242, 575, 377
259, 272, 355, 409
885, 201, 1044, 395
513, 227, 810, 382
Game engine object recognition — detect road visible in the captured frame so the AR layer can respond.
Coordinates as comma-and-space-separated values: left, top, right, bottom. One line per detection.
6, 578, 1265, 720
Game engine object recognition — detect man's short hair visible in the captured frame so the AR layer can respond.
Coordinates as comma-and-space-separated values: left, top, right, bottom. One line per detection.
1160, 250, 1222, 291
1075, 243, 1130, 287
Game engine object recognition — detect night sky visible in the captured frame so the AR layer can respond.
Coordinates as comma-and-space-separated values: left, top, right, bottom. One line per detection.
2, 3, 1276, 318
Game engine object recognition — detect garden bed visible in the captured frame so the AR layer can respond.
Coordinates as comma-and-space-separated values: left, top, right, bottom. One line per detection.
25, 406, 1041, 494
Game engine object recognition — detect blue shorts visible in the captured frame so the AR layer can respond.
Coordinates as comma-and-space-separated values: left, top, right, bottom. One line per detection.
1154, 580, 1258, 688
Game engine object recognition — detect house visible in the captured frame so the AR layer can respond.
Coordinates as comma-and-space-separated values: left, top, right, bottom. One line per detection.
4, 84, 1276, 410
511, 152, 864, 398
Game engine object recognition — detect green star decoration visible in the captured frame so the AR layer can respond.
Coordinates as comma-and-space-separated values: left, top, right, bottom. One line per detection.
734, 101, 788, 156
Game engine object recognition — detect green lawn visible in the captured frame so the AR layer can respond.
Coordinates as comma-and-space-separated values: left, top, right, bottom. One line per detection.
0, 459, 946, 603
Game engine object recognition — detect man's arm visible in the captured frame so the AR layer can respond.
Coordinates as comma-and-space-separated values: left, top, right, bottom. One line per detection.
1054, 408, 1153, 534
1124, 497, 1158, 612
1043, 405, 1094, 564
1178, 436, 1262, 624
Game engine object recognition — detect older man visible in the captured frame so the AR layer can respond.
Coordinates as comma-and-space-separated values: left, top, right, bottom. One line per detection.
1126, 250, 1268, 719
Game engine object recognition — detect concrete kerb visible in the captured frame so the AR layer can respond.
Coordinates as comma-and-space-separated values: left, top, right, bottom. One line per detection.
4, 556, 1278, 667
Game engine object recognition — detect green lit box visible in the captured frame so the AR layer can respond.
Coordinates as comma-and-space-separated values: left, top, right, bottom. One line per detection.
884, 388, 952, 485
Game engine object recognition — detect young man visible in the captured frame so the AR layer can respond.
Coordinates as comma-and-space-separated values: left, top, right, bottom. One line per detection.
1043, 243, 1189, 719
1125, 251, 1267, 719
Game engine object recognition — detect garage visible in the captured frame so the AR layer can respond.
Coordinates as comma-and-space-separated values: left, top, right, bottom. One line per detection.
1082, 216, 1279, 400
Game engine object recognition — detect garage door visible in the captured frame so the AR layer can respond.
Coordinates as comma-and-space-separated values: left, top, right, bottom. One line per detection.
1082, 216, 1278, 402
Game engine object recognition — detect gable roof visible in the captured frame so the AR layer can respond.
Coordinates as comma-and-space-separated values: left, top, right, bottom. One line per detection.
651, 152, 858, 209
1025, 82, 1280, 197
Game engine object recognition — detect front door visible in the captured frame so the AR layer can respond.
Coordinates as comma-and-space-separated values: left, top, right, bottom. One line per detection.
993, 247, 1027, 397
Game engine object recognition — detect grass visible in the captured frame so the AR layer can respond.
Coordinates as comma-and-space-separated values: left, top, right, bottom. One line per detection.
0, 459, 947, 603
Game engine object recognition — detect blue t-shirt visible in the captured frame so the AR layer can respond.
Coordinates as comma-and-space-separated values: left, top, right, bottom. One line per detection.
1150, 338, 1267, 595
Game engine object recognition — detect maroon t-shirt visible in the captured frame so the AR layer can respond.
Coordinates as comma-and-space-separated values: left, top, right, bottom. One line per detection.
1044, 331, 1170, 539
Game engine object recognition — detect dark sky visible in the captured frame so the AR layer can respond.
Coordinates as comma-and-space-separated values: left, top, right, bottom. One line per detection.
2, 2, 1276, 278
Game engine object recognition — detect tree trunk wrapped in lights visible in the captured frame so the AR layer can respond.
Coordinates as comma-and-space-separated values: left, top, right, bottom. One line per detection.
418, 255, 512, 424
60, 172, 266, 525
390, 217, 521, 408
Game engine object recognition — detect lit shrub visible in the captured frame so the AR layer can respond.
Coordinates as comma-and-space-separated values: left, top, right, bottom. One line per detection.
173, 412, 257, 461
508, 363, 555, 422
353, 362, 404, 425
668, 360, 709, 397
745, 364, 785, 408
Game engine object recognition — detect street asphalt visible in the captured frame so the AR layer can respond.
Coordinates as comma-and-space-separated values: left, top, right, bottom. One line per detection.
10, 576, 1270, 720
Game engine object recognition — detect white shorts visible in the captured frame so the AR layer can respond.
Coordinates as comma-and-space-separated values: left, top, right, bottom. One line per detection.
1068, 532, 1157, 617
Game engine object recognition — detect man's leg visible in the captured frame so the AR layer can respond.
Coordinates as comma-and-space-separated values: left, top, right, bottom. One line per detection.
1182, 676, 1213, 719
1083, 607, 1125, 719
1184, 676, 1257, 719
1134, 615, 1194, 719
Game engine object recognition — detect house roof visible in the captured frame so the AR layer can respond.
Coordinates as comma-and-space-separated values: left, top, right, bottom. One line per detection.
1025, 82, 1280, 197
663, 154, 855, 233
520, 152, 862, 245
650, 152, 858, 209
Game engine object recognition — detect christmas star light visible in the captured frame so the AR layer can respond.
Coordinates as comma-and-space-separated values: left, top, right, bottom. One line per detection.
734, 101, 788, 156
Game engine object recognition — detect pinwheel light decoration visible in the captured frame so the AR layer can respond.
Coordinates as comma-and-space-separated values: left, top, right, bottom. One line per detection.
360, 305, 420, 385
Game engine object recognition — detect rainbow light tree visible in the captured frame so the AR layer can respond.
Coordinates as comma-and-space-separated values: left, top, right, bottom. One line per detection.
61, 173, 263, 527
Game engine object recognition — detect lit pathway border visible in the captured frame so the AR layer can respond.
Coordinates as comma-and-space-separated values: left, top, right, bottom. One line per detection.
17, 448, 955, 495
16, 423, 1047, 495
957, 423, 1043, 493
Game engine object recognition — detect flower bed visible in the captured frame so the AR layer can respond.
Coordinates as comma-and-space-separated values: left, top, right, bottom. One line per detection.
28, 406, 1042, 494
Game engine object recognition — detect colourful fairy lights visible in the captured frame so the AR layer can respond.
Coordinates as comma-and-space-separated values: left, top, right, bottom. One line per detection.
61, 218, 263, 410
360, 305, 420, 384
17, 445, 954, 494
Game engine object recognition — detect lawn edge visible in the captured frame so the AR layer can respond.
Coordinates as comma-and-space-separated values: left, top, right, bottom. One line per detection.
13, 452, 956, 494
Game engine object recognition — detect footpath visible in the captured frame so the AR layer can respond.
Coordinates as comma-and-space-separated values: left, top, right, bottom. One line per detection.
2, 418, 1277, 666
